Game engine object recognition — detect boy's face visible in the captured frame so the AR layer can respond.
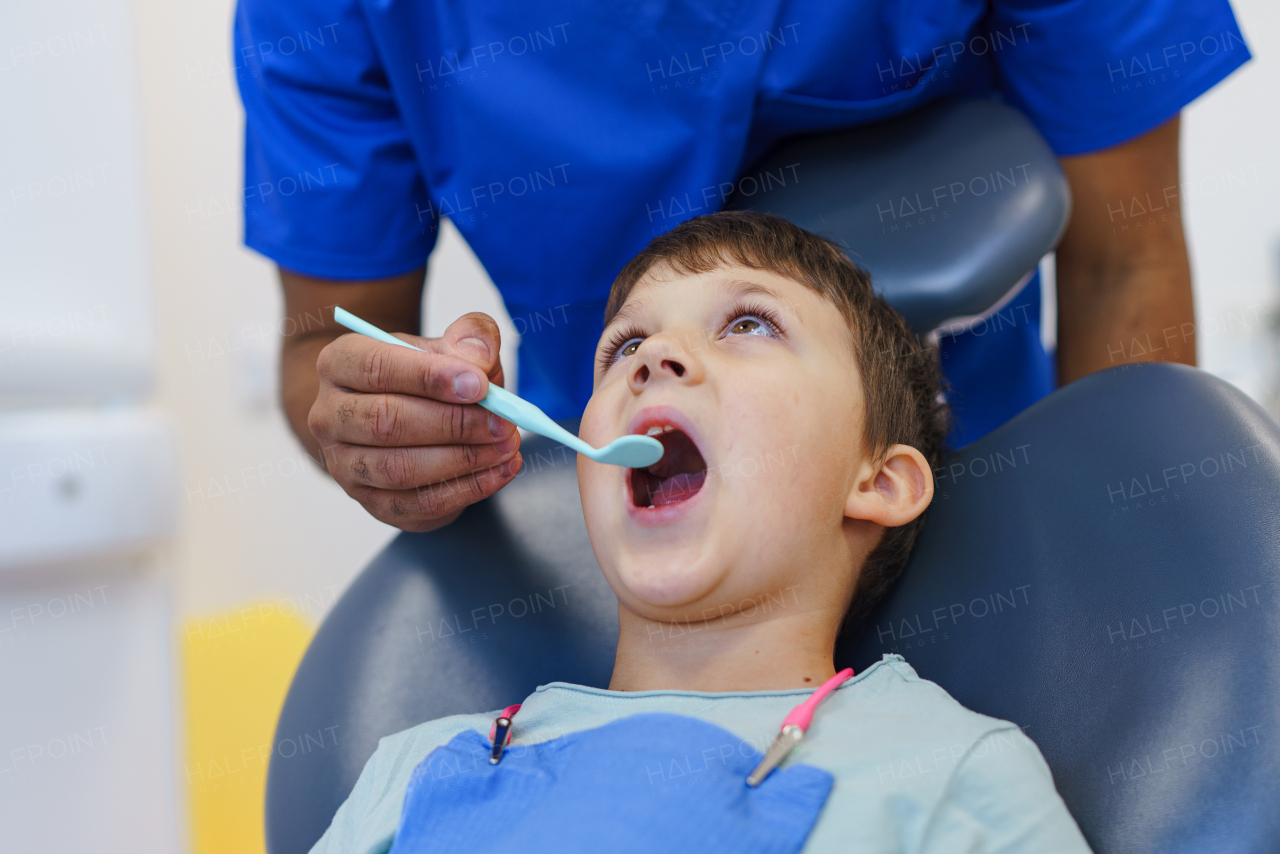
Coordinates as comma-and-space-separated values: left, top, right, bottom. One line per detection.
578, 263, 872, 623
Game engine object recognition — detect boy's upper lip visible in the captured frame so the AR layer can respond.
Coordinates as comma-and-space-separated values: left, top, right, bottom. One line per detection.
626, 405, 707, 466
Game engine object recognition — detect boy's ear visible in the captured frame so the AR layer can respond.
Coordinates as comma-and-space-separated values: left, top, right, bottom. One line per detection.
844, 444, 935, 528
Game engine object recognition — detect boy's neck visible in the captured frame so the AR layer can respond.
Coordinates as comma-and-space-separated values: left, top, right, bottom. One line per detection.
607, 585, 844, 692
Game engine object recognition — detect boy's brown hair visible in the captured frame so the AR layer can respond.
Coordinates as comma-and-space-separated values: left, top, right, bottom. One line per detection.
605, 210, 950, 626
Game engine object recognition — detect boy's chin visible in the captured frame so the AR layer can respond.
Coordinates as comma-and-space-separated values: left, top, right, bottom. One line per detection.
609, 552, 726, 613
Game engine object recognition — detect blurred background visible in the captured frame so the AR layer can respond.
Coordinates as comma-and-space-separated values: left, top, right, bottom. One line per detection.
0, 0, 1275, 852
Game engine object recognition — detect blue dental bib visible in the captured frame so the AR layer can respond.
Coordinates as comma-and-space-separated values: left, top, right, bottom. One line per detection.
388, 713, 833, 854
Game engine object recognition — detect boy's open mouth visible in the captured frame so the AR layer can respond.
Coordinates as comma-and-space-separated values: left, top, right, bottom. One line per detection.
629, 427, 707, 508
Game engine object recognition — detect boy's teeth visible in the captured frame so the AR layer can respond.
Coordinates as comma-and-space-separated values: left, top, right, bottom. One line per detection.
644, 425, 675, 436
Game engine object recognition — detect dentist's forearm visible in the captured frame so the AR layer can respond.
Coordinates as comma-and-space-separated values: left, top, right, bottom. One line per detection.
1054, 250, 1195, 381
1054, 115, 1195, 384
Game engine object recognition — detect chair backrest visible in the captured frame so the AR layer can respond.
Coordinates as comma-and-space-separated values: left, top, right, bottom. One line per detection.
268, 363, 1280, 854
730, 97, 1071, 332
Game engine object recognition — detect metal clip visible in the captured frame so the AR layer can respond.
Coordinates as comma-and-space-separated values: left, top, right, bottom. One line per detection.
490, 715, 514, 764
746, 724, 804, 787
488, 703, 521, 764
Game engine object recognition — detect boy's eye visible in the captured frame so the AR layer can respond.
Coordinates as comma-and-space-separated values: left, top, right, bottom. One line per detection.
723, 315, 776, 338
600, 331, 645, 370
600, 302, 782, 372
617, 338, 643, 359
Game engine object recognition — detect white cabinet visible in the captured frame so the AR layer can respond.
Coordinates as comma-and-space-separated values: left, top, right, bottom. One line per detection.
0, 0, 183, 850
0, 409, 178, 571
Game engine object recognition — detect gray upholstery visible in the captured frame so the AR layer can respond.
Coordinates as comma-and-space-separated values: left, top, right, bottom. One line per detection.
268, 364, 1280, 854
730, 98, 1071, 332
842, 363, 1280, 853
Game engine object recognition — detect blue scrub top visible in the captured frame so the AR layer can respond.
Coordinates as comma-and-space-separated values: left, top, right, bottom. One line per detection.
234, 0, 1248, 444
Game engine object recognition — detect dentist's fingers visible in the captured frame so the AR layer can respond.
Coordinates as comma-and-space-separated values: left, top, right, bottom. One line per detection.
344, 454, 525, 532
317, 330, 495, 404
319, 390, 516, 448
308, 311, 519, 531
322, 434, 522, 491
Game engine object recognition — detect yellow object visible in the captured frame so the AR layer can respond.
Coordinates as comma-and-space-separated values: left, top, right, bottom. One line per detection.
181, 601, 315, 854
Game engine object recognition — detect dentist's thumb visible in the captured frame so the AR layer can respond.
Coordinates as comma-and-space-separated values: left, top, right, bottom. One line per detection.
441, 311, 507, 389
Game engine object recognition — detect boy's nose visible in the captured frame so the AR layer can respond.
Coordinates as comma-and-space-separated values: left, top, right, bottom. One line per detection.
628, 335, 701, 392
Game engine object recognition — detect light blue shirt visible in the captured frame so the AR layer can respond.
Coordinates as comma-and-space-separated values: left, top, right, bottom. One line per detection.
310, 655, 1091, 853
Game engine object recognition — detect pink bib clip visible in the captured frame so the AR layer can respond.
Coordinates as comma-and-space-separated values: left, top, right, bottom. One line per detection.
746, 668, 854, 787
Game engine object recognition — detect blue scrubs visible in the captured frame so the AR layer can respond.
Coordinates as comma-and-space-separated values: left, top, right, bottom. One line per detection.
235, 0, 1248, 445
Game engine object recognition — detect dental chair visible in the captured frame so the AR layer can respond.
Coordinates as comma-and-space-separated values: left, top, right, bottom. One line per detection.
266, 99, 1280, 854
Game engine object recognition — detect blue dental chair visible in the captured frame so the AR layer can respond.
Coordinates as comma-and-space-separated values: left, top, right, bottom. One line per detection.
266, 99, 1280, 854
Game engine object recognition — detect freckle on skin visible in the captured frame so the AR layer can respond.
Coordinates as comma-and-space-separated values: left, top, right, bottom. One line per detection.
804, 677, 812, 682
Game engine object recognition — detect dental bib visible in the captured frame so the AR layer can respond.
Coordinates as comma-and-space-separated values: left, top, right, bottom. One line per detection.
387, 713, 833, 854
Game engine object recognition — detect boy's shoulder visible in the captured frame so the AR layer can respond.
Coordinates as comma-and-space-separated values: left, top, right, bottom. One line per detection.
814, 653, 1039, 774
308, 709, 496, 854
375, 708, 494, 756
839, 653, 1020, 732
797, 655, 1090, 854
367, 708, 497, 795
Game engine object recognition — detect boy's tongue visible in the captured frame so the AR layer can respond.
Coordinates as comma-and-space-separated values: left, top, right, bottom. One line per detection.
650, 470, 707, 506
630, 429, 707, 508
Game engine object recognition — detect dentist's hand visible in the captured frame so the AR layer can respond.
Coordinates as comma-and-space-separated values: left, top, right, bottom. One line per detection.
278, 265, 522, 532
308, 310, 522, 531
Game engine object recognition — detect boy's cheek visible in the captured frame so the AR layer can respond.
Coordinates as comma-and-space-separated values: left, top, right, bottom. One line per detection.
577, 396, 606, 446
577, 461, 616, 525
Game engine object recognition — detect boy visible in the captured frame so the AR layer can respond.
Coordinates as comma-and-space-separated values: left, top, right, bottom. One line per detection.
310, 212, 1091, 852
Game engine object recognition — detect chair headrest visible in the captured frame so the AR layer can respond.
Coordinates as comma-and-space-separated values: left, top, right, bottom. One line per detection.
731, 98, 1071, 332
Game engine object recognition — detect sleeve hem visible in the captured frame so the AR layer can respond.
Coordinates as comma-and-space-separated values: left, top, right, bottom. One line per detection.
245, 235, 432, 281
1041, 49, 1250, 156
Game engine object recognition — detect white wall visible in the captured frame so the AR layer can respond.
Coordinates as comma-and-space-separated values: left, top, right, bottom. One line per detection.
1181, 2, 1280, 413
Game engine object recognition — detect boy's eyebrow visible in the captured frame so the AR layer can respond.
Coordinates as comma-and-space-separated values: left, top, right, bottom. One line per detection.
717, 278, 802, 323
717, 278, 782, 303
607, 296, 650, 331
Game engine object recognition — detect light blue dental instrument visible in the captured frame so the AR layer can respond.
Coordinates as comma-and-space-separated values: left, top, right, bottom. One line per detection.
333, 307, 664, 468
